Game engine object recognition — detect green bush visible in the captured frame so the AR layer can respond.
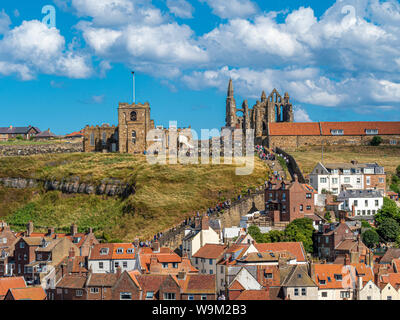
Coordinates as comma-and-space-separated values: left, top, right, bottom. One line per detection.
362, 229, 380, 248
370, 136, 383, 146
377, 218, 400, 243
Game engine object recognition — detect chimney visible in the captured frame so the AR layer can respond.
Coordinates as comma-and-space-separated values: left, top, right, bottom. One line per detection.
201, 215, 209, 231
344, 254, 350, 266
69, 247, 75, 259
116, 266, 122, 277
70, 223, 78, 236
88, 227, 93, 234
47, 227, 54, 237
149, 255, 160, 273
195, 215, 201, 230
152, 241, 160, 253
27, 221, 34, 236
177, 270, 186, 280
293, 174, 299, 182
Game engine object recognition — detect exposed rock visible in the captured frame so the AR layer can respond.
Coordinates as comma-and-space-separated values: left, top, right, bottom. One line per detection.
0, 143, 83, 157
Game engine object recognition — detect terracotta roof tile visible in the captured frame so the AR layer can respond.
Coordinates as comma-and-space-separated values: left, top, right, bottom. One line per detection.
255, 242, 307, 263
320, 121, 400, 136
193, 244, 227, 259
235, 289, 270, 300
0, 277, 26, 296
8, 287, 46, 300
268, 122, 321, 136
89, 243, 136, 260
57, 274, 87, 289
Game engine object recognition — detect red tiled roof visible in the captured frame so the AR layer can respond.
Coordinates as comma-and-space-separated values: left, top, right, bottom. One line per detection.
89, 243, 136, 260
192, 244, 227, 259
268, 122, 320, 136
0, 277, 26, 296
320, 121, 400, 136
179, 274, 216, 294
8, 287, 46, 300
57, 275, 87, 289
255, 242, 307, 262
313, 264, 355, 289
65, 129, 84, 138
235, 290, 270, 300
229, 280, 245, 291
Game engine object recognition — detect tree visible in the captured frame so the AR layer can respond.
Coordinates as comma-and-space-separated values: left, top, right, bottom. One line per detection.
361, 220, 372, 229
362, 229, 380, 248
283, 218, 314, 253
377, 218, 400, 243
247, 225, 264, 243
396, 165, 400, 178
370, 136, 383, 146
324, 212, 332, 223
375, 198, 400, 225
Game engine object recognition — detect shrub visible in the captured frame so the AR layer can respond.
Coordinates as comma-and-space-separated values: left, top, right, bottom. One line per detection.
370, 136, 383, 146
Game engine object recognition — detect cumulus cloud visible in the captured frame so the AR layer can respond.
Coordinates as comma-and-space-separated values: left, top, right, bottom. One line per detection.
167, 0, 194, 19
294, 107, 312, 122
199, 0, 258, 19
0, 20, 92, 80
0, 10, 11, 35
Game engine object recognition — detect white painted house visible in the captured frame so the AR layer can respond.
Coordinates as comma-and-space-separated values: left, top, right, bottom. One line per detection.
337, 189, 383, 219
88, 243, 137, 274
309, 162, 385, 195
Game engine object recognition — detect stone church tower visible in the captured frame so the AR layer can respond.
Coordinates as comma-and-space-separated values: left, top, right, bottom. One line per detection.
118, 102, 155, 154
225, 79, 294, 138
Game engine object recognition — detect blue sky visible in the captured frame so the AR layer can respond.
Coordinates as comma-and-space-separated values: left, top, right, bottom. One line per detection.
0, 0, 400, 134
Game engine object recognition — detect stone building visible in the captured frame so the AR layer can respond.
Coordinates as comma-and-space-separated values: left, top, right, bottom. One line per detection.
84, 100, 193, 154
224, 79, 400, 148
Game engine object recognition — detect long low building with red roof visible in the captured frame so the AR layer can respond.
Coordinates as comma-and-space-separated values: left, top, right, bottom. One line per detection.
264, 121, 400, 149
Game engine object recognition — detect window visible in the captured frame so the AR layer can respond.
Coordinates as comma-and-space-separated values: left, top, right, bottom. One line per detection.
120, 292, 132, 300
76, 290, 83, 297
123, 261, 128, 268
116, 248, 124, 254
365, 200, 368, 206
130, 111, 137, 121
20, 242, 25, 249
162, 263, 168, 269
102, 132, 107, 146
332, 178, 338, 184
367, 210, 371, 215
375, 200, 379, 207
146, 292, 154, 300
99, 262, 103, 269
23, 254, 27, 261
282, 193, 286, 201
306, 206, 311, 210
210, 270, 213, 275
294, 288, 299, 296
334, 274, 343, 281
306, 193, 312, 199
354, 200, 358, 207
366, 176, 371, 185
195, 258, 198, 264
344, 177, 350, 183
365, 129, 378, 135
90, 288, 99, 294
320, 177, 327, 183
331, 129, 344, 135
387, 296, 392, 300
357, 210, 361, 216
321, 292, 327, 298
357, 178, 361, 184
319, 280, 326, 285
90, 133, 95, 146
300, 205, 303, 212
164, 293, 176, 300
37, 254, 42, 260
390, 140, 397, 145
367, 296, 371, 300
265, 273, 273, 279
221, 266, 224, 273
325, 237, 329, 244
127, 249, 134, 254
209, 259, 213, 265
131, 131, 136, 144
201, 295, 207, 300
340, 291, 350, 299
188, 295, 194, 300
115, 262, 119, 268
2, 238, 6, 244
301, 288, 306, 296
379, 178, 384, 183
100, 248, 109, 255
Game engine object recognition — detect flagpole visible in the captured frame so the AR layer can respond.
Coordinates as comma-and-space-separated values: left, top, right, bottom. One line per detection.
132, 71, 135, 104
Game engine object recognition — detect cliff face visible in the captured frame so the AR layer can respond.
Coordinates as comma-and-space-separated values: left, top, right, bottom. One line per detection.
0, 177, 134, 197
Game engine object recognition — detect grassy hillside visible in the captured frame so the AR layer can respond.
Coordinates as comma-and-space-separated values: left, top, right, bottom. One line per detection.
286, 145, 400, 177
0, 153, 269, 241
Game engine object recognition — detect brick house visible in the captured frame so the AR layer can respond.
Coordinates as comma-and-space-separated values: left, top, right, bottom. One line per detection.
13, 237, 42, 280
0, 222, 17, 277
49, 274, 88, 300
0, 125, 40, 141
86, 272, 120, 300
0, 277, 26, 300
265, 175, 317, 224
111, 270, 142, 300
178, 272, 216, 300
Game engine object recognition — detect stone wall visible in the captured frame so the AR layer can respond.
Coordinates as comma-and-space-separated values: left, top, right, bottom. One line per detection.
275, 147, 305, 183
0, 177, 134, 197
268, 134, 400, 149
0, 142, 83, 157
158, 190, 265, 250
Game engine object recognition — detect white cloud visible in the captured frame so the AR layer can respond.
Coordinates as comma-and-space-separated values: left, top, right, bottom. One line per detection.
0, 20, 92, 80
200, 0, 258, 19
167, 0, 194, 19
0, 10, 11, 35
294, 107, 312, 122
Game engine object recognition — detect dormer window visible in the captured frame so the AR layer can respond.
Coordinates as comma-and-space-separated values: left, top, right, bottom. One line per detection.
73, 237, 81, 244
365, 129, 378, 135
127, 249, 134, 254
331, 129, 344, 135
116, 248, 124, 254
100, 248, 109, 255
334, 274, 343, 281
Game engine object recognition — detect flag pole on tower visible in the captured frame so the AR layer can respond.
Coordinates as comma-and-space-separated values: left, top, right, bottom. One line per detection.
132, 71, 135, 104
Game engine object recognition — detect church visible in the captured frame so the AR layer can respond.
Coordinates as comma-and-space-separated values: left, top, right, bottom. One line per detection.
223, 80, 400, 149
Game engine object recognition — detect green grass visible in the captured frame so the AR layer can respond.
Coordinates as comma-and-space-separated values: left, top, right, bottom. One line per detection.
286, 145, 400, 177
0, 153, 270, 241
